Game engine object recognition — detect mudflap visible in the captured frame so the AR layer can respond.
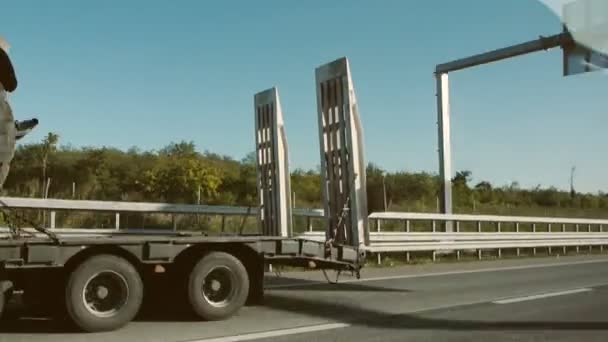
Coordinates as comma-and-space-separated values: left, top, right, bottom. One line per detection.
246, 257, 265, 306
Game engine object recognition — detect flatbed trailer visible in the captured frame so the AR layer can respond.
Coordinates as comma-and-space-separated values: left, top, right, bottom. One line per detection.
0, 56, 369, 333
0, 230, 363, 332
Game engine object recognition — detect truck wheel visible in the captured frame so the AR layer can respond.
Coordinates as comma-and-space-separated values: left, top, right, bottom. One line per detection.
65, 255, 143, 332
188, 252, 249, 321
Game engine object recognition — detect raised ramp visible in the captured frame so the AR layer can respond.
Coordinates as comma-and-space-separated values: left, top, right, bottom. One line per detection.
254, 87, 292, 237
315, 57, 369, 247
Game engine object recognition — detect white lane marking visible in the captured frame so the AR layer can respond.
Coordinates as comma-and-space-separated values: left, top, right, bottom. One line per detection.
184, 323, 350, 342
265, 258, 608, 289
493, 288, 592, 304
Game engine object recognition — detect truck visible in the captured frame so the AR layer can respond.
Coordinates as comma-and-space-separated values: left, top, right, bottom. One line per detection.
0, 57, 369, 332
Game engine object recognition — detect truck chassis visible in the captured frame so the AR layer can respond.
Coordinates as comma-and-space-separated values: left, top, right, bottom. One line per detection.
0, 231, 362, 332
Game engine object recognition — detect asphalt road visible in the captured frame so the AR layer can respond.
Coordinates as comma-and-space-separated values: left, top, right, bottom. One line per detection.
2, 255, 608, 342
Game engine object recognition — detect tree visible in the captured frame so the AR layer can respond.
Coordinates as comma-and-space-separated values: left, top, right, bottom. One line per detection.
474, 181, 492, 192
452, 170, 473, 209
39, 132, 59, 197
291, 169, 321, 207
366, 163, 386, 213
452, 170, 472, 188
159, 141, 197, 158
235, 152, 257, 205
474, 181, 493, 204
141, 154, 222, 204
533, 186, 560, 207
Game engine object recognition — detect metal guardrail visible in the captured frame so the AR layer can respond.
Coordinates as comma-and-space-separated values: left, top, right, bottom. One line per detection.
365, 212, 608, 264
3, 197, 608, 265
301, 211, 608, 263
0, 197, 324, 231
370, 212, 608, 227
299, 230, 608, 264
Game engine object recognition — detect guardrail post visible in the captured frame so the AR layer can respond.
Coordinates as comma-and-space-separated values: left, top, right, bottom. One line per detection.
576, 224, 580, 253
432, 220, 436, 233
405, 220, 411, 262
307, 217, 312, 232
50, 211, 56, 229
115, 213, 120, 230
562, 223, 567, 255
477, 221, 481, 233
377, 219, 382, 264
221, 215, 226, 233
455, 221, 461, 260
477, 249, 482, 260
172, 214, 178, 231
588, 224, 593, 253
532, 223, 537, 256
599, 224, 604, 253
515, 222, 520, 256
432, 250, 436, 262
602, 224, 605, 254
496, 222, 501, 258
548, 224, 552, 255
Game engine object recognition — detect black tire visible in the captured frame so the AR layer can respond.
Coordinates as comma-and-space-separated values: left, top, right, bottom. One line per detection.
188, 252, 249, 321
65, 255, 143, 332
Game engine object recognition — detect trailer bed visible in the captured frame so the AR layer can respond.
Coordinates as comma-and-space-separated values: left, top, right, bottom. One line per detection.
0, 229, 362, 270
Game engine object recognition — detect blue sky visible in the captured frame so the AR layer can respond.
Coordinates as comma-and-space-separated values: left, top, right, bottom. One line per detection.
3, 0, 606, 193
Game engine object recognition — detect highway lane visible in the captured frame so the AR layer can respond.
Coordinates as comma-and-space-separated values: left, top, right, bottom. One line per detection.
2, 255, 608, 342
262, 285, 608, 342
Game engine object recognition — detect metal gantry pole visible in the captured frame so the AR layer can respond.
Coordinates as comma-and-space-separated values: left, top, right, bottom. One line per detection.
433, 32, 571, 222
436, 72, 453, 222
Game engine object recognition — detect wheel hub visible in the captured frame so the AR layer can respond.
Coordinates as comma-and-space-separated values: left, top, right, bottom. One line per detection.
202, 266, 236, 308
83, 271, 129, 318
96, 286, 109, 299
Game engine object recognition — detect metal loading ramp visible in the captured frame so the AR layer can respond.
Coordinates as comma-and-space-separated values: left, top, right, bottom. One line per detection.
315, 57, 369, 249
254, 87, 292, 238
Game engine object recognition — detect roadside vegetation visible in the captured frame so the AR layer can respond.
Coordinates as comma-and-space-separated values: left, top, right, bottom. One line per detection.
3, 134, 607, 232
